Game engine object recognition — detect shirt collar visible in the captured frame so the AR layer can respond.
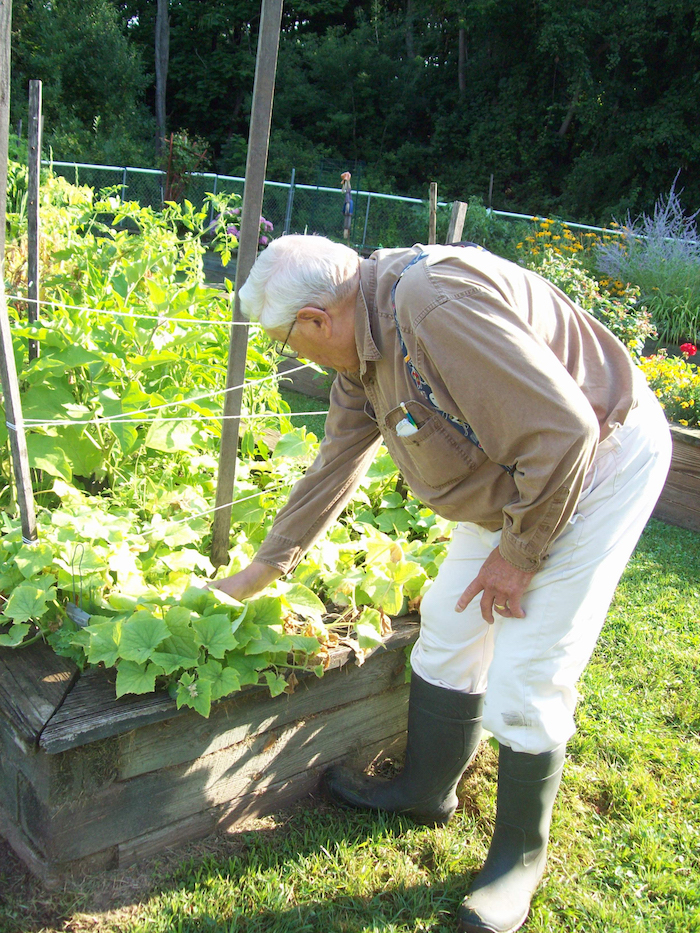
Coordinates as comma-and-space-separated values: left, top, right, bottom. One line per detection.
355, 257, 382, 374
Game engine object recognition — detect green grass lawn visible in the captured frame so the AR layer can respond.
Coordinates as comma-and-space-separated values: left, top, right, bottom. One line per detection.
1, 520, 699, 933
278, 387, 329, 440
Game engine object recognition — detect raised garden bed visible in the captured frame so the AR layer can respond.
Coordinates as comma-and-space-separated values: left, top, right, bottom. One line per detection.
653, 424, 700, 533
0, 617, 419, 887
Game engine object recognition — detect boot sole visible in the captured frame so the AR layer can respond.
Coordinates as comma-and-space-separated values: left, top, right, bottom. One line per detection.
457, 903, 529, 933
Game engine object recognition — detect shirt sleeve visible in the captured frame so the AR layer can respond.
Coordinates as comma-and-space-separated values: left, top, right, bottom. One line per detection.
253, 372, 382, 574
412, 287, 600, 572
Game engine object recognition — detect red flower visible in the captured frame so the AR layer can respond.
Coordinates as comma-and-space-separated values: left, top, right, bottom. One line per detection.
680, 343, 697, 356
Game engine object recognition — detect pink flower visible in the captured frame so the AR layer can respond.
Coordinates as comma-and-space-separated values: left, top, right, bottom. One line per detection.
680, 343, 698, 357
259, 235, 268, 246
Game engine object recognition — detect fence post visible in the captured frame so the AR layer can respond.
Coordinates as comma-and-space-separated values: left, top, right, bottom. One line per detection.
361, 193, 371, 250
428, 182, 438, 244
208, 173, 219, 227
27, 79, 42, 361
446, 200, 468, 244
211, 0, 284, 568
283, 167, 295, 235
122, 166, 128, 202
0, 0, 37, 544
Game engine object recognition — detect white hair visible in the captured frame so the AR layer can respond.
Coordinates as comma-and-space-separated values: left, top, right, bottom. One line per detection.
238, 235, 360, 332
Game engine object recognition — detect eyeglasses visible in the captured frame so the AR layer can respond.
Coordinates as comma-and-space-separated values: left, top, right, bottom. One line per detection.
274, 318, 299, 359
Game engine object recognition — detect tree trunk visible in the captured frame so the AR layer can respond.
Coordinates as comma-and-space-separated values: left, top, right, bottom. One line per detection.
405, 0, 415, 59
458, 27, 466, 97
155, 0, 170, 161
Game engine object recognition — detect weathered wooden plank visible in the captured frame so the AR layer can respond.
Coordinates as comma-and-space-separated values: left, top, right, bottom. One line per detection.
654, 428, 700, 532
669, 424, 700, 450
28, 685, 410, 862
0, 641, 78, 745
118, 633, 411, 781
40, 619, 418, 754
116, 730, 407, 869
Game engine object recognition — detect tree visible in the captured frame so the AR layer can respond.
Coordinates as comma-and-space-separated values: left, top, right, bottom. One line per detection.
11, 0, 153, 165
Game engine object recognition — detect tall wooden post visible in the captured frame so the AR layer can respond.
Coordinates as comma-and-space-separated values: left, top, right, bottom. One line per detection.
0, 0, 38, 544
0, 0, 10, 263
445, 200, 468, 244
428, 182, 438, 245
154, 0, 169, 162
27, 79, 42, 360
210, 0, 284, 568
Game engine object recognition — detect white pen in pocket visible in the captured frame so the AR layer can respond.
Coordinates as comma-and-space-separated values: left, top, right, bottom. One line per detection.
395, 402, 419, 437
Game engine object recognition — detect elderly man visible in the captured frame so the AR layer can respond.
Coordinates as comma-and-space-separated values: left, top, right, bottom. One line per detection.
215, 234, 671, 933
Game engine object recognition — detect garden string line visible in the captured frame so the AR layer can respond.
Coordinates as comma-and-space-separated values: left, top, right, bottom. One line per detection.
23, 410, 331, 428
158, 481, 294, 528
22, 361, 324, 427
6, 294, 254, 327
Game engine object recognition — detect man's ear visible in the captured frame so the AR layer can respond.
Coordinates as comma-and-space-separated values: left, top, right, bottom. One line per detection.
296, 306, 333, 335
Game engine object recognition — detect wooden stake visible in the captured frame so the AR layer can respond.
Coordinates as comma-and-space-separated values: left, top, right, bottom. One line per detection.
445, 200, 468, 244
27, 79, 42, 361
0, 4, 37, 543
428, 182, 438, 245
210, 0, 284, 568
0, 0, 11, 263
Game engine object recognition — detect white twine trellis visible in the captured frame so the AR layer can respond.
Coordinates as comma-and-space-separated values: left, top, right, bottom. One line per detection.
21, 361, 325, 427
6, 293, 253, 327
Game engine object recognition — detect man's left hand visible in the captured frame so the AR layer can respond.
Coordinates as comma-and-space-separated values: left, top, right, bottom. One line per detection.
456, 547, 536, 624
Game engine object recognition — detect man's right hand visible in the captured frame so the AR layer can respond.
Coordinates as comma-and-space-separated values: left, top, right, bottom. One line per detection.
207, 561, 282, 601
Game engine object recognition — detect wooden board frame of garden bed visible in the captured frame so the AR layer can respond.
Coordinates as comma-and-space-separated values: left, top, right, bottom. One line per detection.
0, 616, 419, 887
653, 424, 700, 533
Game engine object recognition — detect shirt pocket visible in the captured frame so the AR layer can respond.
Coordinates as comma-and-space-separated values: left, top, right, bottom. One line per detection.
384, 401, 485, 489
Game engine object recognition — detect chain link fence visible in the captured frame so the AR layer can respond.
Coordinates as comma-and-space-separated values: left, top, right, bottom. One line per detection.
48, 161, 459, 251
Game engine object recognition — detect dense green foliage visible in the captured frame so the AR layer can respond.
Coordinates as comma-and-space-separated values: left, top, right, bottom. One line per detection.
1, 520, 698, 932
9, 1, 700, 221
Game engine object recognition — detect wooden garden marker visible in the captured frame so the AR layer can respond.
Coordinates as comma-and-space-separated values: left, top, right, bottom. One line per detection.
28, 79, 42, 360
211, 0, 284, 568
0, 3, 38, 544
428, 182, 438, 244
445, 200, 468, 244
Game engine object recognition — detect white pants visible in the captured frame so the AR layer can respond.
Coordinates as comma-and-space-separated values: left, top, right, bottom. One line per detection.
411, 374, 672, 754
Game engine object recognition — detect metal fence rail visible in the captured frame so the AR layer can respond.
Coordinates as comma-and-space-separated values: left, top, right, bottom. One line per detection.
46, 160, 615, 251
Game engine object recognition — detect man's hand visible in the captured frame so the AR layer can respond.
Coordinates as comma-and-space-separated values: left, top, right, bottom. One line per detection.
456, 547, 536, 624
207, 561, 282, 601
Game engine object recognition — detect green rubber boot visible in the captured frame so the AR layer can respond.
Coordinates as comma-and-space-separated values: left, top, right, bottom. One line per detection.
323, 674, 484, 826
457, 743, 566, 933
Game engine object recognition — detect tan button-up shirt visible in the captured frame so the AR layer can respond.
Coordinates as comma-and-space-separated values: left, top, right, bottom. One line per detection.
255, 245, 638, 574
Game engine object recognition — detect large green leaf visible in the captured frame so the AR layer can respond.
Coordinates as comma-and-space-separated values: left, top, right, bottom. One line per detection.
193, 614, 240, 658
115, 660, 163, 698
144, 418, 200, 452
198, 658, 242, 701
14, 543, 54, 579
245, 596, 283, 627
355, 607, 384, 649
0, 623, 32, 646
3, 580, 55, 623
85, 618, 122, 667
56, 428, 105, 478
26, 434, 72, 480
280, 583, 326, 622
176, 672, 212, 717
119, 611, 171, 663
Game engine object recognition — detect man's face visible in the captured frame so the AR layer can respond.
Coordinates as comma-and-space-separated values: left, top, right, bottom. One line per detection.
267, 307, 360, 374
